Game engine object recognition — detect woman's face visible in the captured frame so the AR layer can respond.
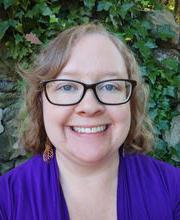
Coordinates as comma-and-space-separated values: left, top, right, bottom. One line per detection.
42, 34, 131, 165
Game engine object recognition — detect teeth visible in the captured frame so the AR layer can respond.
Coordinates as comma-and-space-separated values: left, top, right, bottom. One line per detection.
73, 125, 107, 134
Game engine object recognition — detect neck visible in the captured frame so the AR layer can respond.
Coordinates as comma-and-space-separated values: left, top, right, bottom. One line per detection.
56, 150, 120, 192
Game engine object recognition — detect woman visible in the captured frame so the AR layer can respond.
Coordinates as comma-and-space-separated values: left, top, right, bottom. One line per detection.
0, 23, 179, 220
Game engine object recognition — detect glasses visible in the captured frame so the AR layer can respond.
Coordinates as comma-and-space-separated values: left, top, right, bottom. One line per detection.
40, 79, 137, 106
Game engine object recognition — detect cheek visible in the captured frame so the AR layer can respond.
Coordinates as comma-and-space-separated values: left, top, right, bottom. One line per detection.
111, 104, 131, 126
110, 104, 131, 146
42, 102, 75, 147
42, 95, 72, 134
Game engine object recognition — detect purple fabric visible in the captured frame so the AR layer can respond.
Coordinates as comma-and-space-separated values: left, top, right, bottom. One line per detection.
0, 151, 179, 220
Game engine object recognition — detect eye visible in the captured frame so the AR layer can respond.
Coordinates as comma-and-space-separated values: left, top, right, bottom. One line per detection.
104, 84, 117, 91
61, 85, 73, 91
55, 82, 78, 92
99, 83, 119, 92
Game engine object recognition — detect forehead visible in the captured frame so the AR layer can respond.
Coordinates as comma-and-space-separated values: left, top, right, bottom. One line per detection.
58, 34, 128, 81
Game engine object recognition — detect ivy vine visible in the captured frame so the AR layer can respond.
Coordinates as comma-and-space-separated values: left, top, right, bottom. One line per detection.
0, 0, 179, 169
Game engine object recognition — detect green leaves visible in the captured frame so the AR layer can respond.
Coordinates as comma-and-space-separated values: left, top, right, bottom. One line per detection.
0, 0, 179, 168
2, 0, 16, 9
84, 0, 96, 9
155, 24, 176, 40
119, 2, 135, 19
0, 21, 9, 41
0, 19, 17, 40
26, 2, 52, 18
97, 1, 113, 11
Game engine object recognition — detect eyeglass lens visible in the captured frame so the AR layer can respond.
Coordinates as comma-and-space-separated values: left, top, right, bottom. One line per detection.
44, 80, 134, 105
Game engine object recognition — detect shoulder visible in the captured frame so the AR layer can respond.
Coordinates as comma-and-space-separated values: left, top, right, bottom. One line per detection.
125, 152, 179, 171
124, 153, 180, 217
0, 154, 46, 218
0, 153, 53, 191
0, 154, 44, 183
124, 153, 180, 185
127, 153, 179, 174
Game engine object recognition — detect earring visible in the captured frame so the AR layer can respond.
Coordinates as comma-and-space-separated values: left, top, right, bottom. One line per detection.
43, 139, 54, 162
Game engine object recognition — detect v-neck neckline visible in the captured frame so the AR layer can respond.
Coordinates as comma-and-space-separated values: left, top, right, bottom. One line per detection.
53, 148, 124, 220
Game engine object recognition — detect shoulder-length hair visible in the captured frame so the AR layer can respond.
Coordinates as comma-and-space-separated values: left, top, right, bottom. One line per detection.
19, 23, 154, 154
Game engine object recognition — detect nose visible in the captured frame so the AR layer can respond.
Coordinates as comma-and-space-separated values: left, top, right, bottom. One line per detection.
74, 89, 105, 117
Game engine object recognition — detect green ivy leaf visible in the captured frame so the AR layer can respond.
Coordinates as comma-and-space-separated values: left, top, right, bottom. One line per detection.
134, 40, 151, 58
161, 58, 178, 71
149, 108, 158, 120
0, 0, 179, 169
0, 21, 10, 40
158, 120, 169, 130
3, 0, 16, 9
0, 19, 17, 40
156, 24, 176, 40
149, 71, 157, 83
97, 1, 112, 11
131, 20, 148, 39
84, 0, 96, 9
51, 5, 61, 14
145, 41, 157, 49
15, 23, 23, 33
50, 15, 58, 23
14, 34, 24, 44
42, 6, 52, 16
141, 20, 151, 30
8, 19, 18, 27
169, 76, 180, 87
155, 137, 167, 149
26, 2, 51, 18
162, 86, 175, 97
119, 2, 134, 19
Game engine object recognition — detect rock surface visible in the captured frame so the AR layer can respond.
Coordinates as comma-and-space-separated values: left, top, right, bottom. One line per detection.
165, 115, 180, 148
0, 109, 4, 134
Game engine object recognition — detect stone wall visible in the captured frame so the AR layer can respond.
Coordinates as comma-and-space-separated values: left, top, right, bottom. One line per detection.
149, 10, 180, 152
0, 9, 179, 174
0, 59, 26, 175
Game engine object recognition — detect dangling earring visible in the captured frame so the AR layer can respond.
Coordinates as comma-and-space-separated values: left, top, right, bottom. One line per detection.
43, 138, 54, 162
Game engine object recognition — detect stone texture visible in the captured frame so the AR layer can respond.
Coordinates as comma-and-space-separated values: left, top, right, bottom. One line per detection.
0, 44, 19, 81
147, 9, 179, 48
0, 160, 14, 175
0, 109, 4, 134
5, 119, 19, 140
10, 141, 26, 160
153, 48, 179, 62
0, 132, 13, 161
0, 92, 18, 108
3, 102, 20, 123
165, 115, 180, 148
0, 79, 17, 93
177, 89, 180, 112
0, 46, 28, 175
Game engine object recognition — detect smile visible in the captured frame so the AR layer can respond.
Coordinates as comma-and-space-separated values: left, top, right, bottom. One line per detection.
72, 125, 107, 134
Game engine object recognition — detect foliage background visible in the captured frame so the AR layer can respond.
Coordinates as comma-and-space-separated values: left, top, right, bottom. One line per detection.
0, 0, 179, 173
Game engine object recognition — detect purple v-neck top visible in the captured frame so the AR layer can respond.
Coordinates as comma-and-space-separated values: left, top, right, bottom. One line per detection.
0, 151, 179, 220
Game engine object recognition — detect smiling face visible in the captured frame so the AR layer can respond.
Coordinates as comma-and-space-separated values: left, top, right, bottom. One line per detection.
42, 34, 131, 165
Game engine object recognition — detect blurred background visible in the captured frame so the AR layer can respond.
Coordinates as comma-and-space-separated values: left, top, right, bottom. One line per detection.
0, 0, 179, 174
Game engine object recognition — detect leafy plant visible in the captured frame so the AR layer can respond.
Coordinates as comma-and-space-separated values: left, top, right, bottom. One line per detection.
0, 0, 179, 172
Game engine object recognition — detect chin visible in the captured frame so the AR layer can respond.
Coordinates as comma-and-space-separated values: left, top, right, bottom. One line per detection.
68, 147, 115, 166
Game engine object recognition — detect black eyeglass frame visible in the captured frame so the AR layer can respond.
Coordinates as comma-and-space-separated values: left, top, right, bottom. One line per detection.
40, 79, 137, 106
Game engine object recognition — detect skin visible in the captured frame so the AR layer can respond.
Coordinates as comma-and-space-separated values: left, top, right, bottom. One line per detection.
42, 34, 131, 166
42, 34, 131, 219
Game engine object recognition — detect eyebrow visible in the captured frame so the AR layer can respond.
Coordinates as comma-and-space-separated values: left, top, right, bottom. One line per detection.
58, 71, 126, 79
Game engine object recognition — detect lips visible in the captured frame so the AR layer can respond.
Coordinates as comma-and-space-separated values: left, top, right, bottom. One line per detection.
71, 125, 108, 134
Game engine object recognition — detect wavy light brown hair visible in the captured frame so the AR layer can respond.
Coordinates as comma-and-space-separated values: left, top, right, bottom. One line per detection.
19, 23, 154, 154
